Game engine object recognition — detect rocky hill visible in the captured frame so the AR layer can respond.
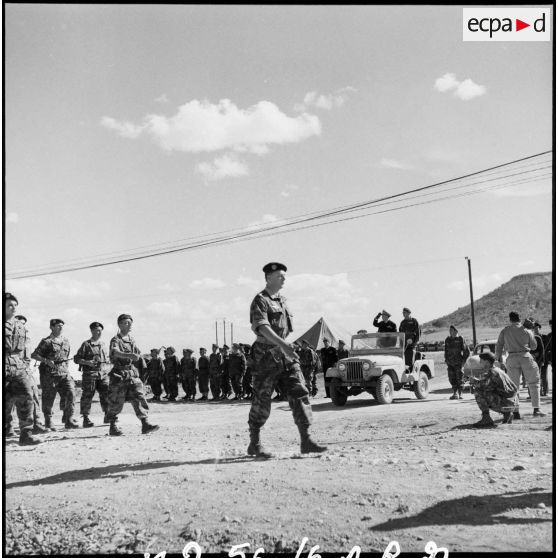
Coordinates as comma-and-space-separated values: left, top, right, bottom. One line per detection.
423, 272, 553, 332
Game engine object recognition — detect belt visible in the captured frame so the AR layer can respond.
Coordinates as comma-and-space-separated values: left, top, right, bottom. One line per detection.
508, 351, 530, 354
253, 340, 276, 348
113, 364, 134, 371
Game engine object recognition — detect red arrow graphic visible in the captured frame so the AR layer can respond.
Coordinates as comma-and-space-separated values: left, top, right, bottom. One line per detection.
516, 19, 530, 31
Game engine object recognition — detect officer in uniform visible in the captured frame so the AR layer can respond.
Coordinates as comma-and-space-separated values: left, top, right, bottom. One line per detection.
74, 321, 110, 427
444, 325, 470, 400
209, 344, 222, 400
197, 347, 210, 401
145, 348, 165, 401
180, 349, 198, 401
320, 338, 338, 376
32, 318, 79, 430
299, 339, 319, 397
247, 262, 327, 458
105, 314, 159, 435
220, 345, 232, 400
399, 307, 421, 368
373, 310, 397, 333
229, 343, 247, 400
337, 340, 349, 360
163, 346, 180, 402
4, 293, 41, 445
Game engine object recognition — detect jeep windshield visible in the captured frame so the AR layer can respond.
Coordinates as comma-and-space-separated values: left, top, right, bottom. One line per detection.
351, 334, 403, 351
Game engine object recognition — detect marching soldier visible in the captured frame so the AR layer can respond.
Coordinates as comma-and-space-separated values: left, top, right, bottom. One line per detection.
74, 321, 110, 427
105, 314, 158, 435
180, 349, 198, 401
247, 262, 327, 458
145, 348, 165, 401
163, 346, 180, 402
32, 318, 79, 430
4, 293, 41, 445
197, 347, 210, 401
209, 344, 222, 400
229, 343, 247, 400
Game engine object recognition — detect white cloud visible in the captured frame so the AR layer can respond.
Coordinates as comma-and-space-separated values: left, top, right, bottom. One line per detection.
197, 154, 249, 181
296, 87, 356, 111
236, 276, 260, 289
490, 181, 551, 198
113, 267, 131, 274
147, 300, 183, 317
155, 93, 169, 104
6, 212, 19, 223
189, 278, 227, 289
7, 276, 111, 301
448, 273, 503, 292
157, 282, 177, 292
379, 158, 412, 170
102, 98, 321, 154
280, 184, 300, 197
434, 73, 486, 100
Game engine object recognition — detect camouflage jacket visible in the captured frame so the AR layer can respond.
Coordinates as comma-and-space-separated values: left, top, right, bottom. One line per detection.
75, 339, 109, 375
33, 335, 71, 375
5, 319, 29, 374
109, 333, 141, 377
475, 366, 518, 399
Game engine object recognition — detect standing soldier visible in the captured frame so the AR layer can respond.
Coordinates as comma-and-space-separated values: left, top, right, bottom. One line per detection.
209, 344, 222, 400
220, 345, 232, 400
320, 338, 338, 376
541, 320, 553, 397
105, 314, 158, 435
145, 348, 165, 402
32, 318, 79, 430
4, 293, 41, 445
373, 310, 397, 333
180, 349, 198, 401
247, 262, 327, 458
495, 311, 545, 418
444, 325, 470, 400
528, 320, 545, 396
399, 307, 421, 368
163, 347, 180, 402
197, 347, 210, 401
299, 339, 319, 397
242, 344, 254, 400
229, 343, 247, 400
337, 340, 349, 360
74, 321, 110, 427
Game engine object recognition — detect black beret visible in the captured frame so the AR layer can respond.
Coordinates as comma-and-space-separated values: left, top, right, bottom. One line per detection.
222, 344, 230, 350
184, 348, 193, 353
199, 347, 207, 351
89, 321, 104, 330
5, 292, 18, 304
117, 313, 133, 323
263, 262, 287, 274
212, 344, 219, 349
50, 318, 65, 327
402, 307, 411, 313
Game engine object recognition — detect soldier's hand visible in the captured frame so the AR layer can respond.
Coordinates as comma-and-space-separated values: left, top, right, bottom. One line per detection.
128, 353, 140, 363
406, 339, 412, 346
45, 359, 55, 367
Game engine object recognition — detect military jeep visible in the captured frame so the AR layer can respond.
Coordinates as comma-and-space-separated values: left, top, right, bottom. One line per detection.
324, 332, 435, 405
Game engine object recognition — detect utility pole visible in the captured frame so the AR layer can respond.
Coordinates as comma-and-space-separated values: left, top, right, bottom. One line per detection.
223, 319, 226, 346
215, 321, 218, 345
465, 257, 477, 347
231, 322, 234, 345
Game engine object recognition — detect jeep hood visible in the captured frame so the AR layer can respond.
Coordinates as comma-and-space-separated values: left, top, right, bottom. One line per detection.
343, 354, 404, 367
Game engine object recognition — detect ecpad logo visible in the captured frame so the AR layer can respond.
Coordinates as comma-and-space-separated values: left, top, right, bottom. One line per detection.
463, 8, 550, 41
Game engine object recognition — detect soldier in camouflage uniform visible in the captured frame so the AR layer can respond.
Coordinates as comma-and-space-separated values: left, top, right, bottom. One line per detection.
180, 349, 198, 401
229, 343, 247, 400
145, 348, 165, 401
106, 314, 158, 435
163, 346, 180, 402
299, 339, 319, 397
32, 318, 79, 430
469, 352, 519, 428
197, 347, 210, 401
4, 293, 41, 446
74, 321, 110, 427
444, 325, 470, 400
247, 262, 327, 458
242, 344, 254, 400
209, 344, 222, 400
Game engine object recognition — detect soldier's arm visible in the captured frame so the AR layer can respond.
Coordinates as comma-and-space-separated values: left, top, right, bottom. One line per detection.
256, 324, 297, 360
74, 342, 95, 367
495, 329, 505, 361
526, 329, 537, 351
462, 339, 470, 364
31, 339, 54, 366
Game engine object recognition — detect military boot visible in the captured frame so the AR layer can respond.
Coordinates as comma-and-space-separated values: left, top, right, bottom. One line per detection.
298, 425, 328, 454
533, 408, 547, 417
5, 424, 16, 438
513, 411, 522, 420
472, 412, 496, 428
141, 420, 160, 434
449, 391, 458, 400
502, 412, 513, 424
247, 427, 273, 459
32, 423, 49, 434
65, 419, 79, 429
19, 430, 41, 446
83, 416, 94, 428
44, 417, 57, 431
109, 422, 123, 436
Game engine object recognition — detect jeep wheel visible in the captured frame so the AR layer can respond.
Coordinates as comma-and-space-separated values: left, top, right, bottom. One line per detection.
375, 375, 394, 404
414, 371, 429, 400
330, 378, 347, 406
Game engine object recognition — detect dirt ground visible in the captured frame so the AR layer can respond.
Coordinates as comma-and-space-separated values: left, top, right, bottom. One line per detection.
4, 355, 554, 555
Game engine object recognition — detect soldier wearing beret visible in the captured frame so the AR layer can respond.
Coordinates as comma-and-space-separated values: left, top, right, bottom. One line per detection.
247, 262, 327, 457
220, 344, 232, 400
105, 314, 158, 435
32, 318, 79, 430
145, 348, 165, 402
163, 346, 180, 402
399, 307, 421, 368
74, 322, 110, 427
197, 347, 210, 401
229, 343, 247, 400
4, 293, 41, 445
180, 349, 198, 401
209, 344, 222, 400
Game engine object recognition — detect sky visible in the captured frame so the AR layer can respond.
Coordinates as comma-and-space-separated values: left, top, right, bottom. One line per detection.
3, 4, 554, 366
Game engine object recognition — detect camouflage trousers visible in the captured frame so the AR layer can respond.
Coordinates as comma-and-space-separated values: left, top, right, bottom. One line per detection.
6, 372, 42, 429
106, 376, 149, 421
181, 375, 197, 398
40, 371, 76, 421
230, 373, 243, 397
198, 372, 209, 395
242, 370, 253, 397
4, 372, 34, 432
80, 373, 109, 416
209, 372, 221, 399
248, 357, 312, 430
447, 364, 464, 391
475, 389, 518, 414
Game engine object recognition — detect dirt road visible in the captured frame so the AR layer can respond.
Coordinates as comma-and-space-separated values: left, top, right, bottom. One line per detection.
4, 363, 553, 555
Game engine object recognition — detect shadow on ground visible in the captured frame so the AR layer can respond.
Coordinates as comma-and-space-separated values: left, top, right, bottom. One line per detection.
370, 490, 553, 531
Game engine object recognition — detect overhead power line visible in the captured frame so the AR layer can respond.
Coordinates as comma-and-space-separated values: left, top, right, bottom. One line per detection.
6, 151, 552, 280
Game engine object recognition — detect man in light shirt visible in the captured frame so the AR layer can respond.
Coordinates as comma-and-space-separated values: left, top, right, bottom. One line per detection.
495, 311, 546, 418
